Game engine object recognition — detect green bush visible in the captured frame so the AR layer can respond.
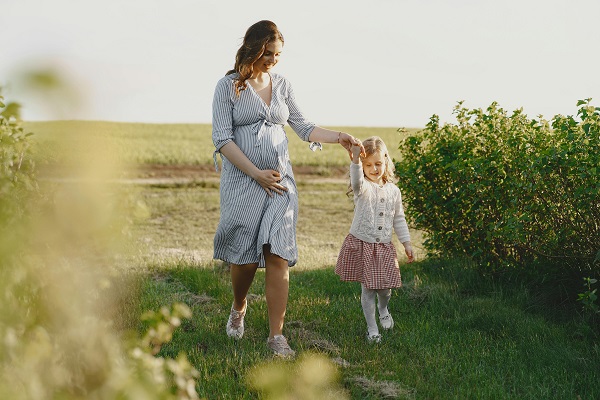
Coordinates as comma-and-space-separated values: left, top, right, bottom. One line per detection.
0, 94, 36, 227
395, 100, 599, 277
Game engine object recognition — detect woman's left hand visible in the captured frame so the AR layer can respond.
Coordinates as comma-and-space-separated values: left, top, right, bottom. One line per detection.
339, 132, 365, 160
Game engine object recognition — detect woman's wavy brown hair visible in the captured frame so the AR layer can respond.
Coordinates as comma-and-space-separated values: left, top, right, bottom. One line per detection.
346, 136, 396, 196
226, 20, 284, 96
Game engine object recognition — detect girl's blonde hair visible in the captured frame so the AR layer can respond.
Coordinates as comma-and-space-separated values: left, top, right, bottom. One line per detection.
346, 136, 396, 196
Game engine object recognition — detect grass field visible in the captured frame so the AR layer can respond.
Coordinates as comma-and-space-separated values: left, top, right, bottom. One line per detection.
132, 181, 424, 270
126, 182, 598, 399
22, 121, 600, 399
28, 120, 425, 267
130, 260, 599, 399
24, 121, 419, 170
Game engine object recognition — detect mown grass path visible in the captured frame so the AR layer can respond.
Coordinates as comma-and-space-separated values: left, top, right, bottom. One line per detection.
133, 260, 600, 399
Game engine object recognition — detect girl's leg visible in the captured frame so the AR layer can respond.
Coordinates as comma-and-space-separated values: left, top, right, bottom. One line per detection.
264, 246, 289, 338
376, 288, 394, 330
361, 284, 379, 337
231, 262, 259, 311
376, 289, 392, 317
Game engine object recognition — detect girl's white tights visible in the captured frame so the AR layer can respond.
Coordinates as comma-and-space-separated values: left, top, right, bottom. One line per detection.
361, 284, 392, 336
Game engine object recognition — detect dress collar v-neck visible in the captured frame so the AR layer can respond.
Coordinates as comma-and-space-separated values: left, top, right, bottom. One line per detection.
247, 73, 274, 108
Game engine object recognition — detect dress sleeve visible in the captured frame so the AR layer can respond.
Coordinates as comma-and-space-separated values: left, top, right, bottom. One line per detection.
393, 188, 411, 243
212, 77, 235, 152
284, 79, 316, 142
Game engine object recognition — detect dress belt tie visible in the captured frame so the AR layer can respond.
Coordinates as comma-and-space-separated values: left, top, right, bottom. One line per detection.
213, 119, 280, 172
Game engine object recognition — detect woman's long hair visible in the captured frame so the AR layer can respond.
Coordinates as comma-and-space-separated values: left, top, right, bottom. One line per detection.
346, 136, 396, 196
226, 20, 284, 96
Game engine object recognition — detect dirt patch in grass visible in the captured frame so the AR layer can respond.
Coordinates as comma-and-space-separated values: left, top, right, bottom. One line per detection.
351, 376, 416, 399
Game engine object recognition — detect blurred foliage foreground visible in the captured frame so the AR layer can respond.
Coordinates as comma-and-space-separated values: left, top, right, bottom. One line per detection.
0, 94, 203, 399
396, 100, 599, 314
0, 94, 346, 399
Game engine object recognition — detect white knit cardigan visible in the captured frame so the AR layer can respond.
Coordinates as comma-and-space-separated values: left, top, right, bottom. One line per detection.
348, 162, 411, 244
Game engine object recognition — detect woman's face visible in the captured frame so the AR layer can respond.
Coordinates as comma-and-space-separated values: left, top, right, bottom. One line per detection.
253, 40, 283, 74
362, 150, 386, 185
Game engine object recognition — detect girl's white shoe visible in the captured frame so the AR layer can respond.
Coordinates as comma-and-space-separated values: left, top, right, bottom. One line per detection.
366, 333, 382, 344
379, 314, 394, 330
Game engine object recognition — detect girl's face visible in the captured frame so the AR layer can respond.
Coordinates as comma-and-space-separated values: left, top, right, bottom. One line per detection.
362, 150, 386, 185
253, 40, 283, 74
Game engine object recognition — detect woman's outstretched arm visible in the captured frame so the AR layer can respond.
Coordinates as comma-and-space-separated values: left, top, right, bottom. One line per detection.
308, 127, 365, 159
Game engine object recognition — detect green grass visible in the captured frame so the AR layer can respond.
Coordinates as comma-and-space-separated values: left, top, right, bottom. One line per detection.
25, 121, 212, 166
127, 260, 599, 399
24, 121, 419, 168
21, 120, 598, 398
131, 183, 221, 266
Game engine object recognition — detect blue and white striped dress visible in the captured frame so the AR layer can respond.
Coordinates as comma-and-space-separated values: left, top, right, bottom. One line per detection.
212, 72, 315, 267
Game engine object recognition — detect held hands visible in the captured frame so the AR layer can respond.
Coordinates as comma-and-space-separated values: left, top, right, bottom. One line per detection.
339, 132, 365, 160
254, 169, 288, 197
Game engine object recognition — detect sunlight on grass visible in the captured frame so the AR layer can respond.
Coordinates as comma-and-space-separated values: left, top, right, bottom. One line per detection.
134, 262, 600, 399
130, 181, 425, 270
25, 121, 419, 168
10, 115, 597, 399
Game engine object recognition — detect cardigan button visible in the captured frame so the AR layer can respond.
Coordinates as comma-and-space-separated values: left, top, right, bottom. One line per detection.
380, 198, 385, 203
379, 212, 383, 216
375, 238, 380, 242
378, 226, 382, 230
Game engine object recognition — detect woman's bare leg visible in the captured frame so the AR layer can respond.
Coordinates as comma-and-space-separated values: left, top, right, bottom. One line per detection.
230, 263, 258, 311
264, 246, 289, 338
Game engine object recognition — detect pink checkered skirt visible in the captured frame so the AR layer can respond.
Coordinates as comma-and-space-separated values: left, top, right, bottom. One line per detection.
335, 234, 402, 289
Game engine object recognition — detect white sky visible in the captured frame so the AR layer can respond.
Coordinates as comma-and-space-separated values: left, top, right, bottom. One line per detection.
2, 0, 599, 127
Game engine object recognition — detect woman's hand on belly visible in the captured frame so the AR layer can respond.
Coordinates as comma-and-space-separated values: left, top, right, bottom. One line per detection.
253, 169, 288, 197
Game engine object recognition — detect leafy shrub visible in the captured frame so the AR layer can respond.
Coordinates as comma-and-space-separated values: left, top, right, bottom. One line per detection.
0, 93, 36, 227
395, 100, 599, 277
577, 277, 598, 314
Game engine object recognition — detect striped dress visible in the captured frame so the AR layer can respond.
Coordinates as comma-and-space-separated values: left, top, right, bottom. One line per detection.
212, 72, 315, 267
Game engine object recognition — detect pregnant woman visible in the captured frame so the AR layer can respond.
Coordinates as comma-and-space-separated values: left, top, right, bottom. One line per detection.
211, 20, 363, 356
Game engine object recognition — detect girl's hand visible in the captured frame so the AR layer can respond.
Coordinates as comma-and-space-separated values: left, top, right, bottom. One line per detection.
403, 242, 415, 263
339, 132, 365, 160
253, 169, 288, 197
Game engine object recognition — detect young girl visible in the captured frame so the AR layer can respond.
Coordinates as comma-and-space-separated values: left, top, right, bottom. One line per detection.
335, 136, 414, 343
